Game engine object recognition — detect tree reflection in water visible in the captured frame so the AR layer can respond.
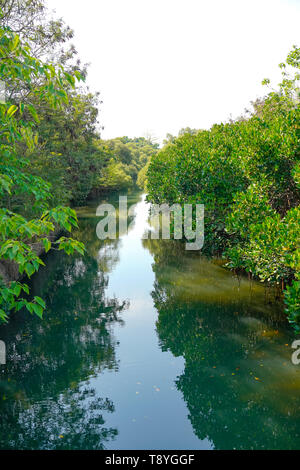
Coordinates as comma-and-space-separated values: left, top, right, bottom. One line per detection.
1, 193, 300, 450
0, 212, 128, 449
144, 238, 300, 450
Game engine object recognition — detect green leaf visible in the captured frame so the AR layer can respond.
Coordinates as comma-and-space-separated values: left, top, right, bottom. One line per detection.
11, 35, 20, 51
25, 263, 35, 277
31, 303, 43, 319
42, 238, 51, 253
7, 105, 18, 118
26, 104, 40, 124
64, 72, 75, 87
0, 309, 8, 322
34, 296, 46, 309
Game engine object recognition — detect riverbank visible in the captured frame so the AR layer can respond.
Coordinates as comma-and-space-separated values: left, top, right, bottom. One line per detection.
1, 191, 299, 450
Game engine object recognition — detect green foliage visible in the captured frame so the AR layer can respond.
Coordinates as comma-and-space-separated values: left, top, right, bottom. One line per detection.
97, 159, 133, 191
137, 159, 150, 190
0, 1, 153, 324
226, 205, 299, 285
147, 125, 248, 253
31, 91, 106, 206
284, 280, 300, 332
90, 137, 158, 194
0, 19, 85, 322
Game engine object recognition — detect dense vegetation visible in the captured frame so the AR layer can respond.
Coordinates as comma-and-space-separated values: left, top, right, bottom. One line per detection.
147, 48, 300, 330
0, 0, 298, 332
0, 0, 153, 323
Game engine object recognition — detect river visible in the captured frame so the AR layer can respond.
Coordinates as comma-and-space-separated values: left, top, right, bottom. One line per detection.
0, 191, 299, 450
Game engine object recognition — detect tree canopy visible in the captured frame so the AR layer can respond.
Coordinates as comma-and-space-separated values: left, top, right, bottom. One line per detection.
146, 47, 300, 330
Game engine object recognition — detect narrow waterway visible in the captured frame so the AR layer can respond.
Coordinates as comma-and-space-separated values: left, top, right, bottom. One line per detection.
0, 192, 299, 450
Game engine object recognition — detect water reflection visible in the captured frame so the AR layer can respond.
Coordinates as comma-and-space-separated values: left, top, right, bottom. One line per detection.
0, 193, 300, 450
143, 238, 300, 449
0, 197, 134, 449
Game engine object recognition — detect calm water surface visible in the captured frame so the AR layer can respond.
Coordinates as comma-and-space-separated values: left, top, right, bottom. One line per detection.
0, 192, 300, 450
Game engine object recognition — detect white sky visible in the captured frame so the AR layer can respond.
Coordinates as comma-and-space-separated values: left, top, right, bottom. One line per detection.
47, 0, 300, 142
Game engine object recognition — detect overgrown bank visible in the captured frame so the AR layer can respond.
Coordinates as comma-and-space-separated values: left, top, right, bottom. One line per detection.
0, 0, 154, 323
146, 48, 300, 331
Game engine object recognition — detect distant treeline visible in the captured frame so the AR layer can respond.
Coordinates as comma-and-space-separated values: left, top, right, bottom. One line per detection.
0, 0, 154, 322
